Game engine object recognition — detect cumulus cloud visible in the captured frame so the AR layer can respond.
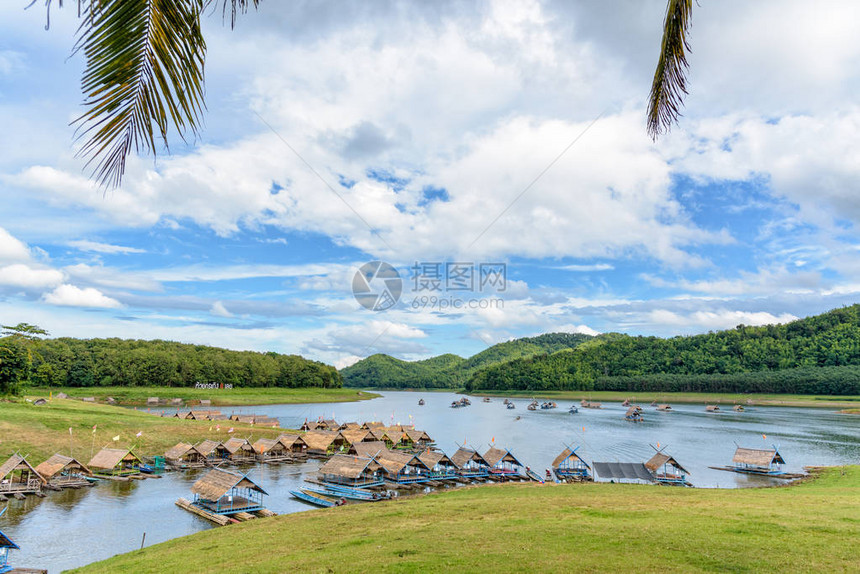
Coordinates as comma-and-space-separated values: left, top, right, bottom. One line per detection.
0, 226, 31, 263
43, 284, 123, 309
0, 263, 64, 289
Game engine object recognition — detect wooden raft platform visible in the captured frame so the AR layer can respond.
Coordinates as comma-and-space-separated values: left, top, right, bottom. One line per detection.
709, 466, 806, 480
175, 498, 277, 526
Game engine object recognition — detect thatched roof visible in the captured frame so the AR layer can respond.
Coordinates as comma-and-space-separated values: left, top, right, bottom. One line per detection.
362, 421, 385, 429
223, 437, 253, 454
551, 448, 590, 470
350, 441, 388, 459
0, 454, 42, 482
625, 407, 643, 417
231, 415, 256, 423
656, 404, 672, 411
165, 443, 204, 461
340, 429, 372, 445
276, 434, 305, 449
383, 430, 406, 444
375, 450, 428, 474
645, 452, 690, 474
706, 405, 720, 412
451, 447, 489, 469
35, 454, 91, 479
339, 422, 361, 430
732, 447, 785, 467
195, 440, 223, 457
253, 438, 282, 454
319, 454, 381, 479
418, 449, 454, 469
302, 430, 338, 452
192, 468, 267, 500
87, 448, 141, 471
189, 410, 221, 420
482, 447, 523, 468
366, 428, 387, 441
406, 429, 432, 443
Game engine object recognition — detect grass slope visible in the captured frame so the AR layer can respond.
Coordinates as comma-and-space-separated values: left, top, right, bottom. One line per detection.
73, 467, 860, 573
28, 386, 376, 406
0, 397, 297, 462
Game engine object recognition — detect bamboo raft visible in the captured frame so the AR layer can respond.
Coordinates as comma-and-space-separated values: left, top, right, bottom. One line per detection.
708, 466, 806, 480
175, 498, 277, 525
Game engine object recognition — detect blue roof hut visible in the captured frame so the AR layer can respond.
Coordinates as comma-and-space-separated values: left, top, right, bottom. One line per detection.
552, 446, 592, 481
191, 468, 268, 515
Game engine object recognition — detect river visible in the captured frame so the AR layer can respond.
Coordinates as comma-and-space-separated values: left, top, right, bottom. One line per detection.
3, 391, 859, 572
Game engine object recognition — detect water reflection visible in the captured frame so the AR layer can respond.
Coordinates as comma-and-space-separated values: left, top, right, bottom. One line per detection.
2, 391, 858, 572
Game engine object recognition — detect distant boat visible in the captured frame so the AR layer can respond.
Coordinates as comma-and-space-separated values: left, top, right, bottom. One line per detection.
506, 402, 516, 410
290, 489, 345, 508
527, 404, 537, 411
705, 405, 720, 412
483, 397, 491, 403
568, 406, 578, 414
733, 405, 744, 412
418, 399, 425, 406
656, 404, 673, 412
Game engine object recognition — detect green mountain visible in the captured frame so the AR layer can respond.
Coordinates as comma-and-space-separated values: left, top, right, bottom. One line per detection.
466, 305, 860, 395
341, 332, 595, 388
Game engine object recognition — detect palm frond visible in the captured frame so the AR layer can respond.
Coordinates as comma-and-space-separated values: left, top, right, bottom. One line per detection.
204, 0, 261, 28
72, 0, 207, 188
646, 0, 693, 140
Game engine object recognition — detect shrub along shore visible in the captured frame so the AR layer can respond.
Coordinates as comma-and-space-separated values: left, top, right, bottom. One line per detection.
71, 466, 860, 573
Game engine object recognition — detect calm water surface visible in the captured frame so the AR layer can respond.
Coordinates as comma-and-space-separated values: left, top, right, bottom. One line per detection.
4, 391, 859, 572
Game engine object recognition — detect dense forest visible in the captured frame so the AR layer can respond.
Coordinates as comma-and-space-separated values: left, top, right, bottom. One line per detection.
342, 333, 595, 388
0, 330, 341, 394
466, 305, 860, 395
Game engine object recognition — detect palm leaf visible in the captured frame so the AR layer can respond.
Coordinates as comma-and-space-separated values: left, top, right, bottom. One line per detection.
646, 0, 693, 140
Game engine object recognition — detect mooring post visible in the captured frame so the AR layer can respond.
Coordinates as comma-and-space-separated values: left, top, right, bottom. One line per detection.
140, 532, 146, 550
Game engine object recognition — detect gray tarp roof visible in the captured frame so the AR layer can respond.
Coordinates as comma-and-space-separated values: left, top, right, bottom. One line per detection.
592, 462, 654, 481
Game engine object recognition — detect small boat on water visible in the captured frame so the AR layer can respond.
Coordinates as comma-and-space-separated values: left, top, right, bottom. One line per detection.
506, 402, 516, 410
580, 400, 602, 409
418, 399, 425, 406
656, 404, 673, 412
621, 398, 631, 407
540, 402, 557, 410
527, 403, 537, 411
502, 398, 510, 405
483, 397, 491, 403
290, 489, 345, 508
304, 486, 385, 502
568, 405, 578, 414
705, 405, 721, 412
318, 483, 385, 500
733, 405, 744, 412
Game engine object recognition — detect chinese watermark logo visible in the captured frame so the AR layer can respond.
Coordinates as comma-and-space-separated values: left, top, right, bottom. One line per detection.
352, 261, 403, 311
353, 260, 506, 312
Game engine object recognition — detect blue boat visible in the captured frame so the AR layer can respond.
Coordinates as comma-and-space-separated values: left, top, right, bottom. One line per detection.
319, 483, 382, 499
305, 486, 384, 501
290, 489, 344, 508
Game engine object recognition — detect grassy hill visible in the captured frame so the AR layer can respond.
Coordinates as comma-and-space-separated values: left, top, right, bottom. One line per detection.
72, 466, 860, 573
341, 332, 594, 388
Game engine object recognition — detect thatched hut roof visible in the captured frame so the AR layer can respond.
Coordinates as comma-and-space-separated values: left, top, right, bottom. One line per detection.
705, 405, 720, 412
362, 421, 385, 429
732, 447, 785, 467
350, 441, 388, 459
551, 448, 590, 470
656, 404, 672, 411
0, 454, 45, 483
339, 422, 361, 430
253, 438, 282, 454
319, 419, 339, 430
222, 437, 253, 454
418, 449, 455, 469
191, 468, 267, 501
165, 443, 204, 461
302, 430, 338, 452
319, 454, 381, 479
482, 447, 523, 468
375, 450, 428, 474
276, 434, 305, 449
365, 428, 387, 441
35, 454, 92, 479
87, 448, 141, 471
195, 440, 223, 457
645, 452, 690, 474
340, 429, 373, 445
405, 429, 432, 443
450, 447, 488, 469
189, 410, 221, 420
625, 407, 643, 418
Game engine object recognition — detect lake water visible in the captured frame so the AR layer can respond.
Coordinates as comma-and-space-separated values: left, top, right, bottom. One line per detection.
4, 391, 859, 572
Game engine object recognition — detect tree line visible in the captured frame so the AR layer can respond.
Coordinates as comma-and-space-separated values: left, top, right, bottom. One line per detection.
466, 305, 860, 395
0, 326, 341, 394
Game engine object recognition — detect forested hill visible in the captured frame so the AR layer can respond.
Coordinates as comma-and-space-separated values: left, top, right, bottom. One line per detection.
341, 333, 595, 388
0, 337, 341, 393
466, 305, 860, 395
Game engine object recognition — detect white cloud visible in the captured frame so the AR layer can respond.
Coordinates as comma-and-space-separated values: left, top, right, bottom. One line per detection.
558, 263, 614, 272
0, 263, 64, 289
210, 301, 233, 318
64, 263, 163, 292
645, 309, 798, 331
43, 284, 123, 309
555, 323, 601, 337
0, 226, 32, 263
68, 240, 146, 254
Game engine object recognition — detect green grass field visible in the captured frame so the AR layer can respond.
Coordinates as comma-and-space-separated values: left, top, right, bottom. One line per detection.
28, 386, 377, 406
471, 389, 860, 408
0, 397, 297, 462
72, 466, 860, 573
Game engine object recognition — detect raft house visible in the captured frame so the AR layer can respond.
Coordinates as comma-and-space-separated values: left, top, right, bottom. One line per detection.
551, 446, 592, 482
252, 438, 291, 463
580, 400, 602, 409
318, 454, 385, 488
164, 443, 208, 469
710, 446, 804, 479
644, 448, 691, 486
222, 437, 256, 464
656, 404, 673, 412
624, 406, 644, 422
87, 448, 145, 479
0, 454, 45, 497
175, 468, 275, 526
450, 447, 490, 479
195, 440, 229, 462
417, 450, 459, 480
705, 405, 721, 412
34, 454, 93, 489
482, 447, 525, 479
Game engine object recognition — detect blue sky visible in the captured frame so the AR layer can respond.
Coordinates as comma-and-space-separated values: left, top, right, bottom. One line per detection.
1, 1, 860, 368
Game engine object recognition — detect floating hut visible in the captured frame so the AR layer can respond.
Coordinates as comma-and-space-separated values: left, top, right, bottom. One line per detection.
383, 430, 413, 450
0, 454, 46, 495
87, 448, 144, 477
705, 405, 720, 412
222, 437, 256, 463
170, 398, 183, 407
733, 405, 745, 412
624, 406, 644, 422
580, 400, 602, 409
644, 450, 691, 486
656, 404, 673, 411
34, 454, 92, 488
338, 422, 362, 431
196, 440, 230, 462
417, 450, 458, 480
340, 429, 374, 447
482, 447, 525, 478
592, 461, 655, 484
302, 430, 340, 456
405, 429, 434, 449
199, 399, 212, 407
732, 447, 784, 474
186, 410, 222, 420
253, 438, 290, 463
450, 447, 490, 478
318, 454, 384, 488
348, 441, 388, 459
191, 468, 268, 515
164, 443, 207, 468
361, 421, 385, 430
375, 450, 431, 484
276, 434, 309, 457
551, 446, 592, 481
